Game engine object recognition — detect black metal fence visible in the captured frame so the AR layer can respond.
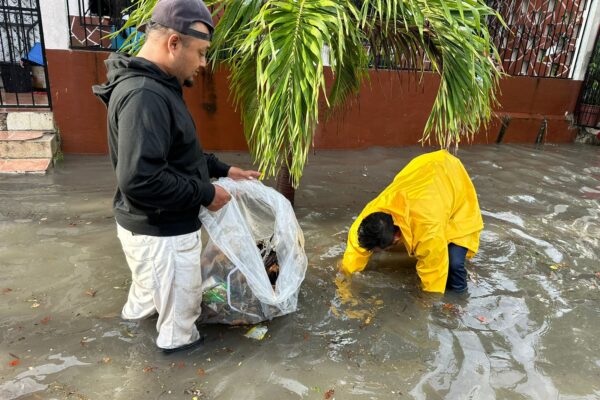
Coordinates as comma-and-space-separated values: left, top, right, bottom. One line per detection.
486, 0, 591, 78
67, 0, 593, 80
575, 30, 600, 128
66, 0, 134, 50
0, 0, 50, 108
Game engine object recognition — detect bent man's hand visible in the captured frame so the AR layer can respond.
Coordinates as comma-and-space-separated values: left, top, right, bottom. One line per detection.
228, 166, 261, 181
207, 185, 231, 211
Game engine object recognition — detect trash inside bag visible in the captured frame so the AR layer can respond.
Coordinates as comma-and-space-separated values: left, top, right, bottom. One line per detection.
199, 178, 307, 325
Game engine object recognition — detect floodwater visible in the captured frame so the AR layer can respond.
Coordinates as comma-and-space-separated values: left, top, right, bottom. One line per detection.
1, 144, 599, 400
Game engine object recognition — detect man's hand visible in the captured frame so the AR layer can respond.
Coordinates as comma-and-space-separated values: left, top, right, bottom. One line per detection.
206, 184, 231, 211
227, 166, 261, 181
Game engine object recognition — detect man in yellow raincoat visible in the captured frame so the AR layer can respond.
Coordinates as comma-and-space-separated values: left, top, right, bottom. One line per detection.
340, 150, 483, 293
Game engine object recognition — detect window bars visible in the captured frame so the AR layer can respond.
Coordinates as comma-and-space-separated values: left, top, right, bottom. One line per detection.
66, 0, 593, 80
0, 0, 51, 108
486, 0, 591, 78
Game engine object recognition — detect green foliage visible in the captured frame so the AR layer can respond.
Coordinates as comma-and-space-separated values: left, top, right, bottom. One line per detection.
581, 38, 600, 105
113, 0, 503, 187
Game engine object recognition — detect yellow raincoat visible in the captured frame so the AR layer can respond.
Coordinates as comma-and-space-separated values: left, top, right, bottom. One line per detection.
341, 150, 483, 293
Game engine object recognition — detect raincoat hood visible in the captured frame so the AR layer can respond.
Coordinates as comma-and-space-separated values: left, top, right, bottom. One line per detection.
92, 53, 182, 106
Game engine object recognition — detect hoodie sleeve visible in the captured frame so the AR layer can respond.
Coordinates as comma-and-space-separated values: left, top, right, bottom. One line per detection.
115, 89, 216, 210
204, 153, 231, 178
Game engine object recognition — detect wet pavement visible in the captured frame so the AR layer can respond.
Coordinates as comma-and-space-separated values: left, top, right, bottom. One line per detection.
1, 144, 599, 399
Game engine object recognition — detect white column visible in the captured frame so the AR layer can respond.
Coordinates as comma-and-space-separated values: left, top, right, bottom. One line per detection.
39, 0, 71, 50
572, 0, 600, 80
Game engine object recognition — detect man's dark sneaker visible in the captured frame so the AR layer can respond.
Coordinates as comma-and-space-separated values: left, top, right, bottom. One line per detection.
160, 335, 205, 354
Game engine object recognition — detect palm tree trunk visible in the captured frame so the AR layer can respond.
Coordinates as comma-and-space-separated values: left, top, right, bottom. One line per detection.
276, 158, 295, 206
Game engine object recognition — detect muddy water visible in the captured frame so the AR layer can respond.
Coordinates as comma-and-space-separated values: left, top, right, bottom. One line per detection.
1, 144, 599, 399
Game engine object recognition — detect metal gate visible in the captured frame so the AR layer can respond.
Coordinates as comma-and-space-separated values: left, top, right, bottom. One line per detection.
575, 30, 600, 128
0, 0, 51, 108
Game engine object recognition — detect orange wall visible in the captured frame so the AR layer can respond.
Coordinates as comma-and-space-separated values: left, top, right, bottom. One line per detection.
47, 49, 581, 154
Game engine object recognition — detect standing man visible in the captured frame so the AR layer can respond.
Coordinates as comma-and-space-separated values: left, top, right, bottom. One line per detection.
93, 0, 260, 353
339, 150, 483, 293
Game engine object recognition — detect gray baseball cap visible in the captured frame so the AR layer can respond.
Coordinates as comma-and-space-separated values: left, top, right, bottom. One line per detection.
139, 0, 214, 40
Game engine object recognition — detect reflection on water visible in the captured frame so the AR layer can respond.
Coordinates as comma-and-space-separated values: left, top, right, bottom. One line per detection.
0, 354, 89, 399
1, 145, 599, 399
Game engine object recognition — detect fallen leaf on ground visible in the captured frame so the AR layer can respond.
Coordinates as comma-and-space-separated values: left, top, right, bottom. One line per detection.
1, 288, 12, 294
85, 289, 97, 297
122, 328, 135, 338
549, 263, 569, 270
197, 368, 205, 377
9, 353, 19, 359
595, 272, 600, 279
102, 357, 111, 364
476, 316, 487, 323
31, 302, 40, 308
40, 316, 51, 324
324, 388, 335, 399
9, 359, 20, 367
142, 366, 156, 373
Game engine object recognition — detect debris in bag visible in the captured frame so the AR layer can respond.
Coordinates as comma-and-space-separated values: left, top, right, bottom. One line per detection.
201, 276, 228, 313
244, 325, 268, 340
198, 178, 308, 325
257, 238, 279, 286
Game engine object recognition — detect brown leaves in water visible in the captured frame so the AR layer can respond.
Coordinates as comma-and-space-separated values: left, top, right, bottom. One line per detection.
40, 316, 51, 325
197, 368, 206, 377
142, 366, 157, 373
324, 389, 335, 399
85, 288, 97, 297
1, 288, 12, 294
441, 303, 462, 317
102, 357, 111, 364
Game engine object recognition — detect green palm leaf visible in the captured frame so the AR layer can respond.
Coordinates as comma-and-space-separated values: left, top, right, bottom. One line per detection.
112, 0, 503, 187
357, 0, 503, 147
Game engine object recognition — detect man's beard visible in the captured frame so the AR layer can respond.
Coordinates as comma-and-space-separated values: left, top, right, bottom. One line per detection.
183, 78, 194, 87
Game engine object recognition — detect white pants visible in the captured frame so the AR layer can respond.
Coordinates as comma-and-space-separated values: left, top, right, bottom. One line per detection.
116, 224, 202, 349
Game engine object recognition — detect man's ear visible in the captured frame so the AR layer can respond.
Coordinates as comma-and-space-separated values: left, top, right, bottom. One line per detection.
166, 34, 180, 53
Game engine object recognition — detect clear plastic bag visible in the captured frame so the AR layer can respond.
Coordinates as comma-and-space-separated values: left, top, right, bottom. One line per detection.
199, 178, 307, 325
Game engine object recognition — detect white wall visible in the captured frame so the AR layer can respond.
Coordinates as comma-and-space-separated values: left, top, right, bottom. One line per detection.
572, 0, 600, 80
40, 0, 70, 50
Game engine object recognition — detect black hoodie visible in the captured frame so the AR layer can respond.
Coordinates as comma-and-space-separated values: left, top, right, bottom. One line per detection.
92, 53, 230, 236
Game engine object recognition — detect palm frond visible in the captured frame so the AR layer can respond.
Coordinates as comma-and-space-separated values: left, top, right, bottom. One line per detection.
222, 0, 367, 187
356, 0, 503, 148
112, 0, 503, 186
